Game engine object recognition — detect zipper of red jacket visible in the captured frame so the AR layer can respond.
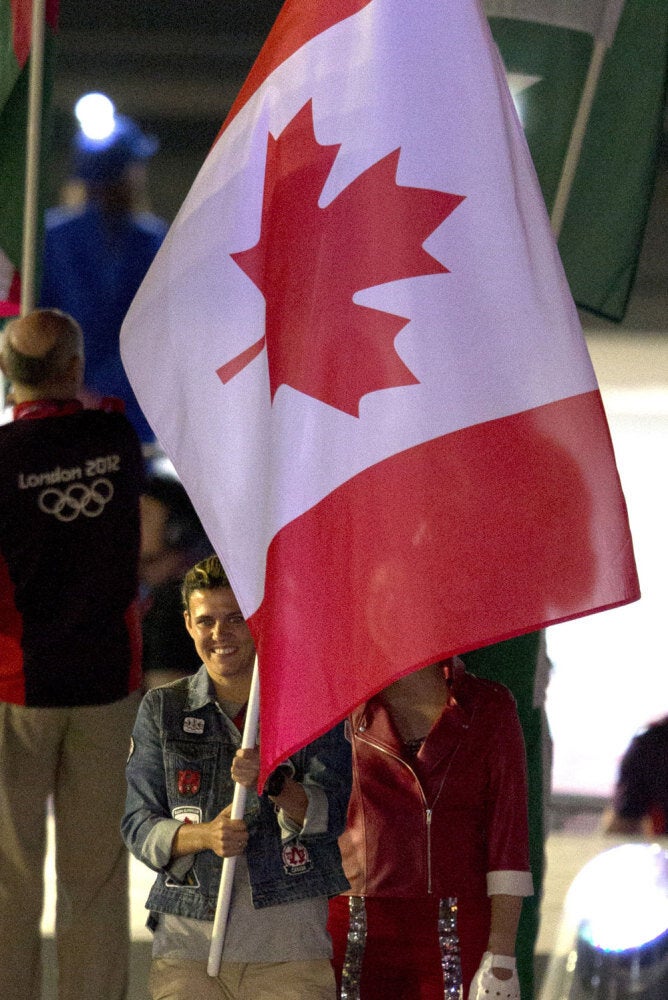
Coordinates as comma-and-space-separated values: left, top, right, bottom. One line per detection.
425, 807, 434, 892
354, 731, 434, 893
354, 716, 468, 896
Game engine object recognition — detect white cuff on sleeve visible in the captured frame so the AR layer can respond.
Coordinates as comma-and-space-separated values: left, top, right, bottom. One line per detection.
487, 869, 534, 896
277, 783, 330, 841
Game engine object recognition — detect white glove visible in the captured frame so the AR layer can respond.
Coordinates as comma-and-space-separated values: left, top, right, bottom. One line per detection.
468, 951, 520, 1000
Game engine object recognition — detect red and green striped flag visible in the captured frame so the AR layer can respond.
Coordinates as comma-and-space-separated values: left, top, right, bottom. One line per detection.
1, 0, 59, 317
486, 0, 668, 321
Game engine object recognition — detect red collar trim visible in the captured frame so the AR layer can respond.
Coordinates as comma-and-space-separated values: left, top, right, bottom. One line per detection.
13, 399, 84, 421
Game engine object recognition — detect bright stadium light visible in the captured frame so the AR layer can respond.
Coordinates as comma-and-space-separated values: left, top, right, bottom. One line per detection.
74, 93, 116, 142
540, 843, 668, 1000
569, 844, 667, 953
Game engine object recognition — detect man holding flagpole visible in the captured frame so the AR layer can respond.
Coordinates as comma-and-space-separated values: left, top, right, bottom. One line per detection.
121, 0, 639, 993
122, 555, 351, 1000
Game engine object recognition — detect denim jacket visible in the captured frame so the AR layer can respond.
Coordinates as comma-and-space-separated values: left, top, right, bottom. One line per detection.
122, 665, 351, 922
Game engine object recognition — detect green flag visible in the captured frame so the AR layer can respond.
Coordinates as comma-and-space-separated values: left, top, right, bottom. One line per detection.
0, 0, 59, 317
486, 0, 668, 321
485, 0, 625, 43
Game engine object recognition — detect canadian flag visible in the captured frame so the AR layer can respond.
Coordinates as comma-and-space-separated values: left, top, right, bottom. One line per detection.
121, 0, 639, 782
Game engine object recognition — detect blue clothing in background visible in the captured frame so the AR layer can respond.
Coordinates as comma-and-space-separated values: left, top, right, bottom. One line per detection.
40, 203, 167, 443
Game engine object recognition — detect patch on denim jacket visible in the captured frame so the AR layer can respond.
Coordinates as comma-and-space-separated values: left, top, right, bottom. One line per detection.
282, 840, 312, 876
165, 866, 201, 889
177, 769, 201, 795
183, 716, 205, 734
172, 805, 202, 824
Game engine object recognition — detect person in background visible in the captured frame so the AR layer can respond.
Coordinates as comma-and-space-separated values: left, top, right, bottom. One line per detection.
123, 554, 352, 1000
328, 656, 533, 1000
0, 308, 144, 1000
40, 98, 167, 445
602, 715, 668, 836
140, 472, 212, 689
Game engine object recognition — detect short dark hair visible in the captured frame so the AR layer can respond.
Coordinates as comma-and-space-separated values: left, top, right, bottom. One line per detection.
1, 309, 83, 387
181, 554, 230, 612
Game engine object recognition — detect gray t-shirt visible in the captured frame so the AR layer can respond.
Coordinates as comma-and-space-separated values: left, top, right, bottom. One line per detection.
152, 856, 331, 962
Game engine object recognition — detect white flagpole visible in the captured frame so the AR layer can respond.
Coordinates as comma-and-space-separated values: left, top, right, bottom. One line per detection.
550, 38, 606, 238
550, 0, 626, 238
21, 0, 47, 316
207, 656, 261, 977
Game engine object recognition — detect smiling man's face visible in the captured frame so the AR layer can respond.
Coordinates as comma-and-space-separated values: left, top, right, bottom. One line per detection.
184, 586, 255, 699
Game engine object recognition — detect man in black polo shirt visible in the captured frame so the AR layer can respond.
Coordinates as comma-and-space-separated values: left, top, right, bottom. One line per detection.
0, 308, 144, 1000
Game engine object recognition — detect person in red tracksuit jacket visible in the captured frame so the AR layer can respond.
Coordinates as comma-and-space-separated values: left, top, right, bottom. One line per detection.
328, 656, 533, 1000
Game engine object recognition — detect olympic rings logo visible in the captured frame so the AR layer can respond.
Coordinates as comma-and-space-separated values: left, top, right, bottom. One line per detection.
38, 478, 114, 522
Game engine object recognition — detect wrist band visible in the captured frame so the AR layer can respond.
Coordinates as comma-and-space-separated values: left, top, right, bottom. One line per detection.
264, 763, 294, 796
488, 954, 516, 971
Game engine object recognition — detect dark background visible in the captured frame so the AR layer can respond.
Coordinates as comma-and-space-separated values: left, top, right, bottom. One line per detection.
49, 1, 286, 219
47, 2, 666, 329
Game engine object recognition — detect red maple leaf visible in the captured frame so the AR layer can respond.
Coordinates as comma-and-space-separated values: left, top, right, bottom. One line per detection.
221, 100, 464, 417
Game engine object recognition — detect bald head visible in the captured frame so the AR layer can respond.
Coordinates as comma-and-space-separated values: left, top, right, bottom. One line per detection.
1, 309, 84, 401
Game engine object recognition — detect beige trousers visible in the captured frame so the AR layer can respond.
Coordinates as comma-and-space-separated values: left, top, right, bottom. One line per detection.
0, 693, 140, 1000
149, 957, 336, 1000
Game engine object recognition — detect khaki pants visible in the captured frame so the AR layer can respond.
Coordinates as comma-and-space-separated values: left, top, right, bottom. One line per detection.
0, 694, 140, 1000
150, 957, 336, 1000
